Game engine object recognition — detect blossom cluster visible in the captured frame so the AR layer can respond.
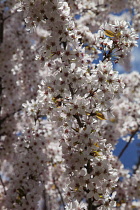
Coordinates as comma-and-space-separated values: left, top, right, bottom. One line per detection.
101, 71, 140, 147
20, 0, 139, 209
0, 0, 140, 210
5, 128, 47, 209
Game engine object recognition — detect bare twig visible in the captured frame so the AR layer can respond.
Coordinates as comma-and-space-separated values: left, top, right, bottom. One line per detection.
3, 8, 22, 22
102, 49, 113, 62
42, 188, 48, 210
0, 175, 6, 195
118, 129, 139, 159
53, 177, 65, 209
85, 89, 98, 99
1, 108, 22, 124
73, 114, 84, 128
69, 83, 75, 99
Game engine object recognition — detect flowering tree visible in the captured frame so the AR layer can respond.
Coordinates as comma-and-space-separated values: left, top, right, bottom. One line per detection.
1, 0, 140, 209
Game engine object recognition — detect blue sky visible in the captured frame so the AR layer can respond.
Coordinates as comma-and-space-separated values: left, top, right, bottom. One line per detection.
114, 36, 140, 171
131, 38, 140, 71
114, 137, 140, 171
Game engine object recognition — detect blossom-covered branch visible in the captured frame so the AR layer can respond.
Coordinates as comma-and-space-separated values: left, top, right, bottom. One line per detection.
1, 0, 140, 209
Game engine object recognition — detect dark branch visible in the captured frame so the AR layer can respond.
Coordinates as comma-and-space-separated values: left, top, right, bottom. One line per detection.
73, 114, 84, 128
53, 177, 65, 209
85, 89, 98, 99
1, 108, 22, 125
42, 188, 48, 210
0, 175, 6, 195
118, 129, 139, 159
69, 83, 75, 99
102, 49, 113, 62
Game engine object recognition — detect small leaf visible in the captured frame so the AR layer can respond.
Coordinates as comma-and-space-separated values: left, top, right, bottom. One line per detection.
51, 184, 56, 190
110, 118, 116, 123
93, 142, 99, 147
116, 31, 121, 37
104, 29, 121, 38
74, 187, 79, 191
99, 194, 103, 198
86, 112, 91, 116
52, 163, 57, 167
90, 150, 100, 157
104, 29, 116, 37
95, 111, 106, 120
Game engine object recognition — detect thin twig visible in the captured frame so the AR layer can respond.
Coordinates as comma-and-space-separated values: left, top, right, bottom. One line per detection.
73, 114, 84, 128
85, 89, 98, 99
0, 175, 6, 195
69, 83, 75, 99
118, 129, 139, 159
3, 9, 22, 22
42, 188, 48, 210
1, 108, 22, 124
102, 49, 113, 62
53, 177, 65, 209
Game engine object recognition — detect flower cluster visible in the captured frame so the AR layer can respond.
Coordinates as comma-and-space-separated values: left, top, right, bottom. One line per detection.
102, 71, 140, 145
20, 0, 131, 208
5, 128, 47, 209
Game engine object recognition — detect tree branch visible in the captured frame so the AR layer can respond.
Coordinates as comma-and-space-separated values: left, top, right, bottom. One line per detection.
118, 129, 139, 159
